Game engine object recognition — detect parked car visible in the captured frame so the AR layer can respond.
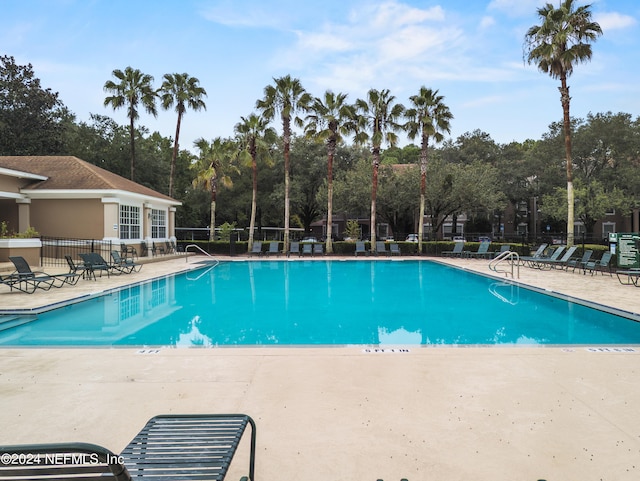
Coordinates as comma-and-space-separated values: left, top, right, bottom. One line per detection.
301, 236, 318, 243
452, 236, 465, 243
405, 234, 419, 243
477, 236, 492, 243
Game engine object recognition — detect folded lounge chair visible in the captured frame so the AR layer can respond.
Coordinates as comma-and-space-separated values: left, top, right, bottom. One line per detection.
0, 413, 256, 481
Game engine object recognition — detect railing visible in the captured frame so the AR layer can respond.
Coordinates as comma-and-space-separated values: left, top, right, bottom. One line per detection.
40, 236, 114, 267
489, 250, 520, 279
185, 244, 214, 263
488, 282, 520, 305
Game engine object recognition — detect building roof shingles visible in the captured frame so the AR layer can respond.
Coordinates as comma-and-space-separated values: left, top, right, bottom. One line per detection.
0, 156, 177, 203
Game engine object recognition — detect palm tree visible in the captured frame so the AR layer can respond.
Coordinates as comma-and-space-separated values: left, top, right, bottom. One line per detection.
256, 75, 312, 253
405, 87, 453, 252
524, 0, 602, 246
303, 91, 356, 254
160, 73, 207, 198
103, 66, 157, 181
192, 137, 239, 241
354, 88, 405, 252
235, 113, 277, 252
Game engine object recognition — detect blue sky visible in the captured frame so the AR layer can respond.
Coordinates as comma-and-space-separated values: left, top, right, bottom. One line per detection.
3, 0, 639, 152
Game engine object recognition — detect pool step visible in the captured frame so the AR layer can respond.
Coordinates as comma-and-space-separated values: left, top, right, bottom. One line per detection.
0, 315, 37, 332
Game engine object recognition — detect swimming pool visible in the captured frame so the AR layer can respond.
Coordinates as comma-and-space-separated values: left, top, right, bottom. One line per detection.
1, 260, 639, 347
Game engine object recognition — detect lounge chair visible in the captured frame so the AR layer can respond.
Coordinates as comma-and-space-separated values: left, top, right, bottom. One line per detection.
493, 245, 511, 258
535, 245, 577, 270
165, 240, 176, 254
376, 241, 389, 256
79, 252, 115, 279
442, 242, 465, 257
65, 255, 91, 279
389, 242, 401, 256
288, 241, 300, 257
468, 241, 492, 259
0, 414, 256, 481
355, 241, 367, 256
313, 243, 323, 256
140, 240, 149, 257
518, 243, 549, 266
301, 243, 313, 256
267, 241, 280, 256
2, 256, 79, 294
566, 249, 593, 273
616, 268, 640, 286
583, 251, 613, 276
525, 245, 565, 268
249, 241, 262, 256
111, 250, 142, 273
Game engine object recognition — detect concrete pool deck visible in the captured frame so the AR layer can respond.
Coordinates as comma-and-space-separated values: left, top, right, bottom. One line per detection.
1, 255, 639, 480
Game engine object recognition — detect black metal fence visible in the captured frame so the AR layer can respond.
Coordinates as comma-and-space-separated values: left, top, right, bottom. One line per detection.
40, 236, 114, 268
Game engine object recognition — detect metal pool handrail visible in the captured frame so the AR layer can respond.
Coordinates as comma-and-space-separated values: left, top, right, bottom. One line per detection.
184, 244, 213, 262
489, 250, 520, 279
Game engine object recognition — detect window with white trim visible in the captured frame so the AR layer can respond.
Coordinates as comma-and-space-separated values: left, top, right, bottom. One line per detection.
119, 205, 140, 240
151, 209, 166, 239
602, 222, 616, 236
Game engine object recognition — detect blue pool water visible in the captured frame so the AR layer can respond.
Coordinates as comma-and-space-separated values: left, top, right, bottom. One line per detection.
1, 260, 639, 347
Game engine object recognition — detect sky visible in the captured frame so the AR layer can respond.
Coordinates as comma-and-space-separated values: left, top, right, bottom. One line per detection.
2, 0, 639, 153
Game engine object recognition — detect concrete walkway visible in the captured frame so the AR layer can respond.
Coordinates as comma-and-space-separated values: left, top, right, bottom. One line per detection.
1, 255, 639, 481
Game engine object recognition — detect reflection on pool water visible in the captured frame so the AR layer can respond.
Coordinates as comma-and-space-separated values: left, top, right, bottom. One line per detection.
1, 260, 639, 347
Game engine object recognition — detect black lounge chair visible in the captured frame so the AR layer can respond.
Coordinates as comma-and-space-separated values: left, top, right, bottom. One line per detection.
65, 255, 91, 279
518, 243, 549, 266
566, 249, 593, 273
152, 241, 166, 256
616, 268, 640, 286
79, 252, 118, 279
389, 242, 401, 256
1, 256, 79, 294
111, 250, 142, 273
584, 251, 613, 276
301, 243, 313, 256
0, 414, 256, 481
534, 245, 577, 270
313, 243, 323, 256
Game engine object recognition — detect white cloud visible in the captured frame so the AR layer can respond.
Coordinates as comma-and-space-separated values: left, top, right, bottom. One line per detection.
487, 0, 546, 17
595, 12, 637, 32
480, 16, 496, 29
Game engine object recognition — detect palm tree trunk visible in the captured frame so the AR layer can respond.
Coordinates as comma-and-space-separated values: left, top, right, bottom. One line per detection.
283, 118, 291, 253
418, 135, 429, 254
326, 137, 336, 254
209, 180, 217, 242
248, 148, 258, 252
169, 111, 182, 198
129, 115, 136, 180
560, 76, 574, 246
370, 147, 380, 252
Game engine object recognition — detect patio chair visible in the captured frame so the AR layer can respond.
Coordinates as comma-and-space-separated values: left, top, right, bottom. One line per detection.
442, 242, 465, 257
165, 240, 177, 254
616, 268, 640, 286
301, 243, 313, 256
3, 256, 79, 294
111, 250, 142, 273
389, 242, 401, 256
120, 242, 137, 260
313, 243, 323, 256
375, 241, 389, 256
468, 241, 492, 259
583, 251, 613, 276
267, 241, 280, 256
249, 241, 262, 256
566, 249, 593, 273
525, 245, 565, 269
140, 240, 149, 257
288, 241, 300, 257
492, 244, 511, 258
355, 241, 367, 256
0, 414, 256, 481
152, 241, 166, 256
518, 243, 549, 266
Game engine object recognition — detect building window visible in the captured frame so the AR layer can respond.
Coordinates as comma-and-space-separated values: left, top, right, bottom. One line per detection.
602, 222, 616, 237
152, 209, 166, 239
120, 205, 140, 240
605, 208, 616, 216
